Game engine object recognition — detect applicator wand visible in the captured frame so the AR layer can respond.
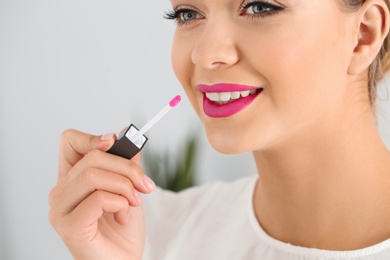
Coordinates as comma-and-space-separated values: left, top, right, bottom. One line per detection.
107, 95, 182, 159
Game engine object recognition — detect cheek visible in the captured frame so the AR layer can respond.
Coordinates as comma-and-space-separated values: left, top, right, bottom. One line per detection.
172, 35, 202, 116
171, 35, 190, 87
240, 15, 350, 115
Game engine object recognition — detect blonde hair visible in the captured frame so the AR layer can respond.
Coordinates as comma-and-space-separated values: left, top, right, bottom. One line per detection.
342, 0, 390, 104
370, 24, 390, 103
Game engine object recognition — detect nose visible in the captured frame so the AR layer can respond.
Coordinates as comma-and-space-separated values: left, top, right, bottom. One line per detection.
191, 20, 239, 70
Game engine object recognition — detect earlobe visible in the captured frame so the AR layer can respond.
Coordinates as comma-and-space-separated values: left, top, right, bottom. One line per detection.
348, 0, 390, 76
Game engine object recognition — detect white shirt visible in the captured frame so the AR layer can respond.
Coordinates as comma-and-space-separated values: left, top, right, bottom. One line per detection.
143, 176, 390, 260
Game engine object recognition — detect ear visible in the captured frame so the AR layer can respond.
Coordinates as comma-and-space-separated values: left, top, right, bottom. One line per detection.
348, 0, 390, 76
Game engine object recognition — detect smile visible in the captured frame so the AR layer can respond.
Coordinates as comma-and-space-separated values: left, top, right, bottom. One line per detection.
197, 84, 263, 118
205, 89, 260, 104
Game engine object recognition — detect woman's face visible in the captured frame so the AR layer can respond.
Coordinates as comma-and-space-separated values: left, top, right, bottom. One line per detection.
171, 0, 356, 154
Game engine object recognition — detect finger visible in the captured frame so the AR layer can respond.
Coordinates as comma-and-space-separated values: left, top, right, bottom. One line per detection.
59, 129, 116, 178
114, 207, 130, 225
72, 149, 155, 194
67, 191, 130, 233
54, 167, 142, 215
132, 152, 142, 165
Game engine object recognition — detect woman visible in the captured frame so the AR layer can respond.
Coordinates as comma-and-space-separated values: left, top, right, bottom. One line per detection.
49, 0, 390, 259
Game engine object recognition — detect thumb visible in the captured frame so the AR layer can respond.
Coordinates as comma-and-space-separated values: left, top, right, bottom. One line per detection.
58, 129, 116, 178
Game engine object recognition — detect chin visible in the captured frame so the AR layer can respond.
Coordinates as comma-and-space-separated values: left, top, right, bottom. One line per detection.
204, 127, 254, 155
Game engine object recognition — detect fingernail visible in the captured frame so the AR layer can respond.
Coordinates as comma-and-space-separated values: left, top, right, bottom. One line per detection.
101, 133, 115, 141
143, 175, 156, 191
134, 191, 142, 204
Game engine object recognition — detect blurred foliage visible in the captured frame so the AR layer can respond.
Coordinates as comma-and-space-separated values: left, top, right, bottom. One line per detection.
142, 133, 198, 192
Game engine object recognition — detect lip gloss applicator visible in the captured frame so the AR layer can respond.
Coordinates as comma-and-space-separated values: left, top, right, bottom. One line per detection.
107, 95, 182, 159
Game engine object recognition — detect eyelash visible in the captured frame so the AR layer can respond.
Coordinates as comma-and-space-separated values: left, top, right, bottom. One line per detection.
163, 1, 284, 27
163, 8, 202, 27
242, 1, 284, 18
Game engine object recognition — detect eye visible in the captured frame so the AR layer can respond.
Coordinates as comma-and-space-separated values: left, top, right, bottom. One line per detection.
247, 4, 271, 15
241, 1, 284, 17
179, 10, 200, 21
164, 8, 204, 26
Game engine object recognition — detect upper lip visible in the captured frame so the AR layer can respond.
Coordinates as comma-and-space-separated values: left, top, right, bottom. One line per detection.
196, 83, 261, 93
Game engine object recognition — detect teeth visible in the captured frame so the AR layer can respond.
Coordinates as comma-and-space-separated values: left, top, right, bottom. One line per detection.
241, 90, 250, 97
220, 92, 231, 102
207, 93, 220, 102
231, 91, 240, 99
205, 89, 260, 103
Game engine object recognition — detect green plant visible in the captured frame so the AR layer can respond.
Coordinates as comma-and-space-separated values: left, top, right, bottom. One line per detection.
142, 133, 198, 192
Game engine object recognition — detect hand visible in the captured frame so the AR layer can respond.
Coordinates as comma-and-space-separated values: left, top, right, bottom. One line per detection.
48, 129, 156, 260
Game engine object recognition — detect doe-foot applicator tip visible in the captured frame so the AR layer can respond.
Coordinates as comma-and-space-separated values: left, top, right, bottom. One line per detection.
169, 95, 181, 107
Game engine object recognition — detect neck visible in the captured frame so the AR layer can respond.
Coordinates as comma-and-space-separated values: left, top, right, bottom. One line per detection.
252, 107, 390, 250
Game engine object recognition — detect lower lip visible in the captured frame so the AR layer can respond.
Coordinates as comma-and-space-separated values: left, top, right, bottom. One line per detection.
202, 91, 261, 118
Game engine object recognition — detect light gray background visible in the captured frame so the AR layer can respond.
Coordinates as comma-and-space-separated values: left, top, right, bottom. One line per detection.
0, 0, 389, 259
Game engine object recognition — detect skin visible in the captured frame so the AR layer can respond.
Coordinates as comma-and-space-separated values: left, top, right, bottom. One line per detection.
171, 0, 390, 250
48, 131, 153, 259
48, 0, 390, 258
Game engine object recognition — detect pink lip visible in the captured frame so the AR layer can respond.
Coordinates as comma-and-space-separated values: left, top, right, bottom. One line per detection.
197, 83, 258, 92
196, 83, 262, 118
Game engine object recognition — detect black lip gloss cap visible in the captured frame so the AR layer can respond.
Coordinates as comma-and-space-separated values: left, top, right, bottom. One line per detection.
106, 124, 148, 159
